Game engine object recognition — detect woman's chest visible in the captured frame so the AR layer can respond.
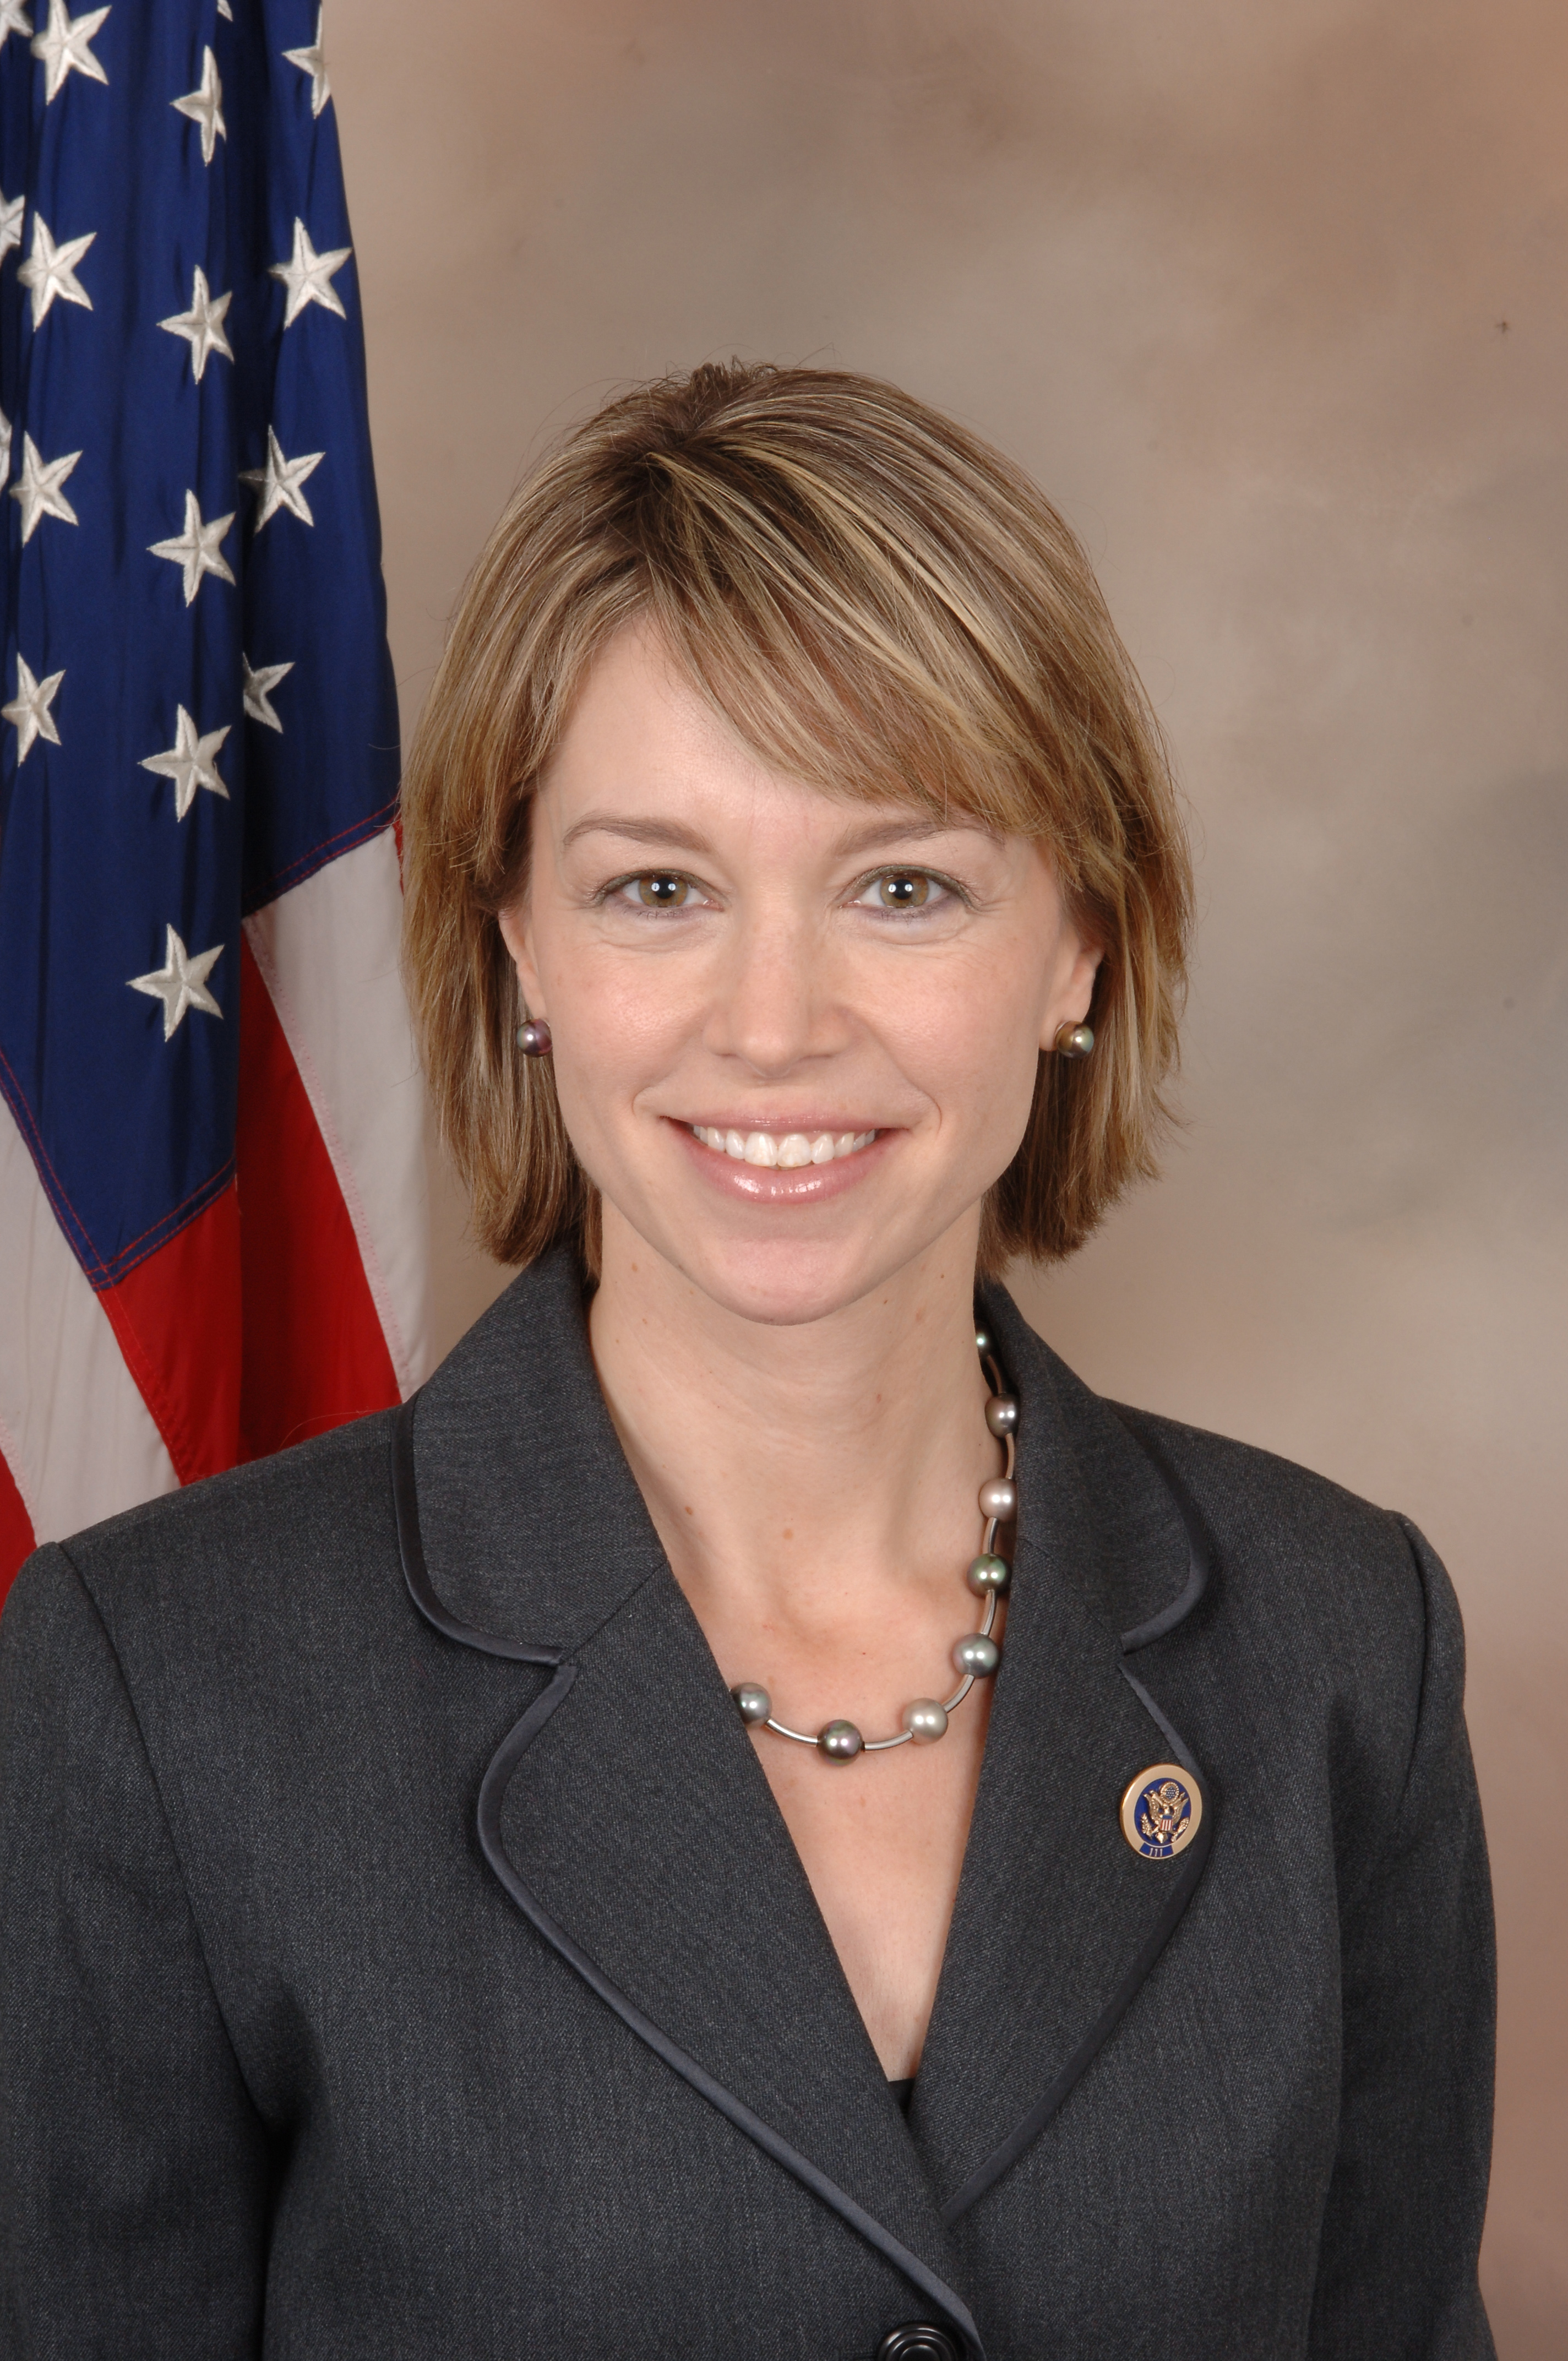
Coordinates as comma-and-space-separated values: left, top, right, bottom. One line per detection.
750, 1696, 995, 2080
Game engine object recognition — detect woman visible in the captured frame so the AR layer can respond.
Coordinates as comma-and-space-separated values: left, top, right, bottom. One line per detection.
0, 365, 1494, 2359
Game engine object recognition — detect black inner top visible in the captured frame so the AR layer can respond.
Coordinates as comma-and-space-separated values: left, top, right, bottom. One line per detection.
888, 2076, 916, 2115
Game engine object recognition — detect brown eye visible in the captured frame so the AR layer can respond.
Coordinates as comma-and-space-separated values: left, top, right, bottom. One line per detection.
878, 873, 930, 909
636, 874, 688, 907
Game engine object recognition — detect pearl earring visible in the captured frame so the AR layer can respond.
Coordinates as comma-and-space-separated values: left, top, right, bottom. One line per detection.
515, 1020, 552, 1056
1054, 1022, 1094, 1059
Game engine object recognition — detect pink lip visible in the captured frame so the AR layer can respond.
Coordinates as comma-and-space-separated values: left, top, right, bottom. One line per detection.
671, 1119, 895, 1205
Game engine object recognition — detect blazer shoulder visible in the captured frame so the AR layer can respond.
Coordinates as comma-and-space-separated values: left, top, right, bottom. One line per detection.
1114, 1401, 1399, 1531
1114, 1401, 1423, 1580
1109, 1400, 1450, 1695
52, 1405, 402, 1630
985, 1286, 1441, 1669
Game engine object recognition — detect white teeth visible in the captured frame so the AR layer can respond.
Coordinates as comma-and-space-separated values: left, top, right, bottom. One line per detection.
691, 1124, 878, 1165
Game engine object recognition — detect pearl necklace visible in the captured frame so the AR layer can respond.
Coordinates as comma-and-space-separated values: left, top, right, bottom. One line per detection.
729, 1326, 1016, 1762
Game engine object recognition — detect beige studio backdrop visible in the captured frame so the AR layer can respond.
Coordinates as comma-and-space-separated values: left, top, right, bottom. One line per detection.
328, 2, 1567, 2348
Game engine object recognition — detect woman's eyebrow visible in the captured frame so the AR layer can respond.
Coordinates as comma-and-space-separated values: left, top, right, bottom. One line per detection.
829, 814, 998, 856
557, 810, 997, 858
558, 813, 714, 855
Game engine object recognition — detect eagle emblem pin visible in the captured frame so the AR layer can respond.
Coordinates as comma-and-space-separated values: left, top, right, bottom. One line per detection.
1120, 1763, 1202, 1860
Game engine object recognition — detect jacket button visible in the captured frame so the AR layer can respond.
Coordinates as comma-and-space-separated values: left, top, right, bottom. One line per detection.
876, 2327, 962, 2361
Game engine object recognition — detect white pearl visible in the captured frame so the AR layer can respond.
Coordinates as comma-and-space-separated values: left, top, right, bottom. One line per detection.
978, 1477, 1017, 1521
903, 1698, 949, 1744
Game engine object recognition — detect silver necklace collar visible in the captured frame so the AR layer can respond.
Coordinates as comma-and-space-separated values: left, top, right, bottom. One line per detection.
729, 1325, 1015, 1762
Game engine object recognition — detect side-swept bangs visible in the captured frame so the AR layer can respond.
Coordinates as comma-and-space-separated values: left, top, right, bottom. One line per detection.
400, 361, 1192, 1273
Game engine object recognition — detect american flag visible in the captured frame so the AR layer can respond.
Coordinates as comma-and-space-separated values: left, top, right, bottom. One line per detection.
0, 0, 429, 1600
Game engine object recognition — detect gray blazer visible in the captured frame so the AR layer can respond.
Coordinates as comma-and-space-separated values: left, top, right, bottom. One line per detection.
0, 1249, 1495, 2360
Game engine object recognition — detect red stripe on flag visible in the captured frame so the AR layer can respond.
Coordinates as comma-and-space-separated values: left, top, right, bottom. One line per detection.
235, 933, 399, 1459
98, 1185, 243, 1486
0, 1446, 36, 1608
22, 935, 400, 1526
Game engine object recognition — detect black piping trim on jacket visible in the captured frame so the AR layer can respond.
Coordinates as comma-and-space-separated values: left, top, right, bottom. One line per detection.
392, 1396, 560, 1666
938, 1679, 1215, 2226
390, 1400, 986, 2361
1110, 1407, 1214, 1653
938, 1411, 1218, 2225
476, 1684, 985, 2361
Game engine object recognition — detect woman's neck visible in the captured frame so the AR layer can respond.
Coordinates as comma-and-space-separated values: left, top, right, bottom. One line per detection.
586, 1205, 999, 1629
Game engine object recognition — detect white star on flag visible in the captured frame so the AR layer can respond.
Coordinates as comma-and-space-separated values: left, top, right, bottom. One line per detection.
282, 7, 329, 116
9, 433, 80, 541
0, 407, 10, 477
0, 3, 34, 44
0, 189, 23, 261
241, 427, 324, 530
17, 214, 94, 328
148, 488, 235, 603
242, 653, 293, 732
2, 653, 64, 760
158, 266, 233, 381
139, 706, 231, 821
128, 924, 224, 1041
30, 0, 109, 104
171, 44, 225, 164
269, 217, 351, 328
216, 0, 230, 15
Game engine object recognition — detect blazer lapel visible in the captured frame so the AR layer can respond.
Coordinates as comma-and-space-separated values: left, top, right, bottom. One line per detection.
399, 1250, 982, 2353
912, 1287, 1215, 2222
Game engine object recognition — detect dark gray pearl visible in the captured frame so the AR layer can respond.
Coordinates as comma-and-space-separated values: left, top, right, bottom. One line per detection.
978, 1476, 1017, 1521
903, 1698, 949, 1744
1054, 1021, 1094, 1059
973, 1325, 993, 1355
818, 1719, 864, 1761
967, 1551, 1011, 1595
954, 1631, 1001, 1677
984, 1394, 1019, 1437
516, 1020, 552, 1056
731, 1682, 771, 1725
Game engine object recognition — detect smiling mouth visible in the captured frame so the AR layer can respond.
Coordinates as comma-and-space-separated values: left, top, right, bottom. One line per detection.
689, 1125, 878, 1169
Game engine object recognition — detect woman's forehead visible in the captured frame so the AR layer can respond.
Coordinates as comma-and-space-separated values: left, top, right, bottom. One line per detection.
545, 623, 1017, 847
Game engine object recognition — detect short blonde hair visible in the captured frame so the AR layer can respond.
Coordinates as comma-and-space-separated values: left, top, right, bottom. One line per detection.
401, 362, 1191, 1274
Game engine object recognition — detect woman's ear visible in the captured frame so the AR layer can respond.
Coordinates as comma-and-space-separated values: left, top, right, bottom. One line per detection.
497, 900, 546, 1021
1038, 934, 1104, 1054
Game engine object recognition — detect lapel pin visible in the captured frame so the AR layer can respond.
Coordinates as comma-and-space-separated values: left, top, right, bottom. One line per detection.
1120, 1763, 1203, 1859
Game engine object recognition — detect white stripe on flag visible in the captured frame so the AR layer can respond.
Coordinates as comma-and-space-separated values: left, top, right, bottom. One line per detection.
243, 826, 431, 1399
0, 1092, 179, 1544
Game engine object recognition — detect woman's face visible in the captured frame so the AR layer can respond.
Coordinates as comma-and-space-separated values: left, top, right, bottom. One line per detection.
501, 622, 1100, 1327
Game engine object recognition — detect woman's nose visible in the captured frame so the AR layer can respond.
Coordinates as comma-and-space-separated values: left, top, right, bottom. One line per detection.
704, 914, 841, 1077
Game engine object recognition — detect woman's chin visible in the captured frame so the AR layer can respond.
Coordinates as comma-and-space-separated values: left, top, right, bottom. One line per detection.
616, 1204, 973, 1332
684, 1249, 891, 1329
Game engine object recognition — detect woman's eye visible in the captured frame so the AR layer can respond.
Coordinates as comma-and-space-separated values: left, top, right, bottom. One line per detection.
628, 873, 690, 909
859, 871, 945, 911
